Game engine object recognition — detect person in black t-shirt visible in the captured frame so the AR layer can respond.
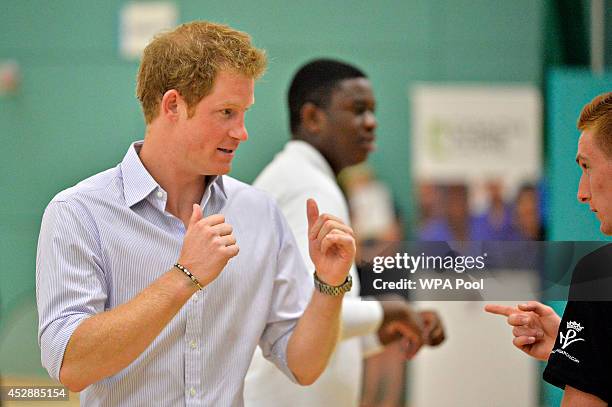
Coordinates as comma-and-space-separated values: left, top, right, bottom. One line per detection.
543, 244, 612, 404
486, 92, 612, 406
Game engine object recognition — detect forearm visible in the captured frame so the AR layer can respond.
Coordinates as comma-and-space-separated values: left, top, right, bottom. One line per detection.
561, 385, 607, 407
286, 291, 343, 385
59, 268, 196, 391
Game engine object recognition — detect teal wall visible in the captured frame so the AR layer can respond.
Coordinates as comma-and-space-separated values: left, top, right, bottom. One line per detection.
2, 0, 546, 379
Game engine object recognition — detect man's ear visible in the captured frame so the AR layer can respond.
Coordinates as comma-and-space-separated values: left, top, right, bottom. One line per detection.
160, 89, 182, 121
301, 102, 326, 133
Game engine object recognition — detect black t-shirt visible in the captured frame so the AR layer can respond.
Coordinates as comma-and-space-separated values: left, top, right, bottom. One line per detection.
543, 244, 612, 403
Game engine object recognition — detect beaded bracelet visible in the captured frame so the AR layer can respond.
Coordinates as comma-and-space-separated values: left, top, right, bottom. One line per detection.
174, 263, 203, 290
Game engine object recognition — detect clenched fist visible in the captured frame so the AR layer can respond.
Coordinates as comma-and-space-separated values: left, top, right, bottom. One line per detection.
377, 297, 446, 360
307, 199, 356, 287
177, 204, 239, 287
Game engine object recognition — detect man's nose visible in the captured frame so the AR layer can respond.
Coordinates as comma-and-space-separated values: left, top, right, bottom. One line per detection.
229, 120, 248, 141
577, 173, 590, 203
364, 111, 377, 131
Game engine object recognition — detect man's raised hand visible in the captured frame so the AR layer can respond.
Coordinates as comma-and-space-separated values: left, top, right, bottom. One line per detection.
178, 204, 239, 287
306, 199, 355, 287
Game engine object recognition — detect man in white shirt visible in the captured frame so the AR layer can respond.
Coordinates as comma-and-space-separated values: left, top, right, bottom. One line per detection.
245, 59, 445, 406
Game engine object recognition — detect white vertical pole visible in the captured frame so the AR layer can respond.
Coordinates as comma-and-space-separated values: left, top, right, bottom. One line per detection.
590, 0, 605, 74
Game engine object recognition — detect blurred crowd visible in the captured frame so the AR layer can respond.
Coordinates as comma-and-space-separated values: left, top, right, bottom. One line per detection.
416, 181, 545, 242
338, 165, 546, 406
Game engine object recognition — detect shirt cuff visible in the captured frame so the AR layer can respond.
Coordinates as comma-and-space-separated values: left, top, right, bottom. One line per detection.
39, 313, 89, 381
260, 319, 300, 383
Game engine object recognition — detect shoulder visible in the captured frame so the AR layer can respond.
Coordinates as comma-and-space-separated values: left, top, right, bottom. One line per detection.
256, 152, 343, 207
255, 147, 311, 187
222, 175, 282, 216
223, 175, 273, 201
222, 176, 295, 244
41, 166, 121, 235
50, 166, 121, 207
569, 244, 612, 300
255, 142, 336, 188
576, 244, 612, 271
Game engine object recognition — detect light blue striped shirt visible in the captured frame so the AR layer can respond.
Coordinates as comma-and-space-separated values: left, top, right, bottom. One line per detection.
36, 141, 311, 406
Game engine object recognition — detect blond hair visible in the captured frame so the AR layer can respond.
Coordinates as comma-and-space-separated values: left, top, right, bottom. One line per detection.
136, 21, 267, 123
577, 92, 612, 158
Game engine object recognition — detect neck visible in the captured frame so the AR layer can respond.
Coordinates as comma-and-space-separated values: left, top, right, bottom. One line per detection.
139, 130, 208, 225
292, 133, 343, 176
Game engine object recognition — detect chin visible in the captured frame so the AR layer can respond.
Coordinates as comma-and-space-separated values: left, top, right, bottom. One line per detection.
600, 222, 612, 236
209, 163, 232, 175
351, 153, 368, 167
360, 148, 371, 160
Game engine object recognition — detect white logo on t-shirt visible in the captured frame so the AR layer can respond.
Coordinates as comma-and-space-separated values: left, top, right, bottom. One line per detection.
559, 321, 585, 350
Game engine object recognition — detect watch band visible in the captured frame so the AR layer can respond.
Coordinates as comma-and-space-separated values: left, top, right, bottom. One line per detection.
313, 272, 352, 296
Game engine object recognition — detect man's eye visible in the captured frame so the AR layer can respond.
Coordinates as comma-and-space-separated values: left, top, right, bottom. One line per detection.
222, 109, 233, 116
353, 105, 367, 115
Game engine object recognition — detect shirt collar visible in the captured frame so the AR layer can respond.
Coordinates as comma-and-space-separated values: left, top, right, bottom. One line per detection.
208, 174, 227, 200
121, 141, 159, 207
284, 140, 335, 180
120, 141, 227, 208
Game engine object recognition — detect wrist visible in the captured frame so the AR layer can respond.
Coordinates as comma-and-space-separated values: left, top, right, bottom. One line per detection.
313, 272, 352, 296
159, 267, 198, 305
311, 288, 345, 307
313, 268, 348, 287
174, 263, 203, 290
171, 265, 200, 295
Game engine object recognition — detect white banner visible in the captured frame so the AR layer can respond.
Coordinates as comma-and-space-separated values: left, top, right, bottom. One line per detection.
411, 85, 541, 183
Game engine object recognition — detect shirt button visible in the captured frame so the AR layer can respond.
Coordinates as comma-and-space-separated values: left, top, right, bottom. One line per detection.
192, 293, 199, 302
156, 191, 163, 199
190, 387, 196, 396
190, 340, 197, 349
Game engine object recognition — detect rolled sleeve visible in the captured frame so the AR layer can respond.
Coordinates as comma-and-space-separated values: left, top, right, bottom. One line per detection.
36, 200, 108, 380
259, 320, 299, 382
258, 204, 312, 382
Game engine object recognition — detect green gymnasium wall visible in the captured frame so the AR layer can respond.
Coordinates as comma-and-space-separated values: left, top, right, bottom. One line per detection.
2, 0, 546, 378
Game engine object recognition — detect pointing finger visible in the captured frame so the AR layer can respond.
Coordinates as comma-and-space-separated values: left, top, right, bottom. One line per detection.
484, 304, 516, 317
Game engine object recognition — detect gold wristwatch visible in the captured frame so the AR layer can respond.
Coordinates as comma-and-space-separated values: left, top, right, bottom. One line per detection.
313, 272, 352, 296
